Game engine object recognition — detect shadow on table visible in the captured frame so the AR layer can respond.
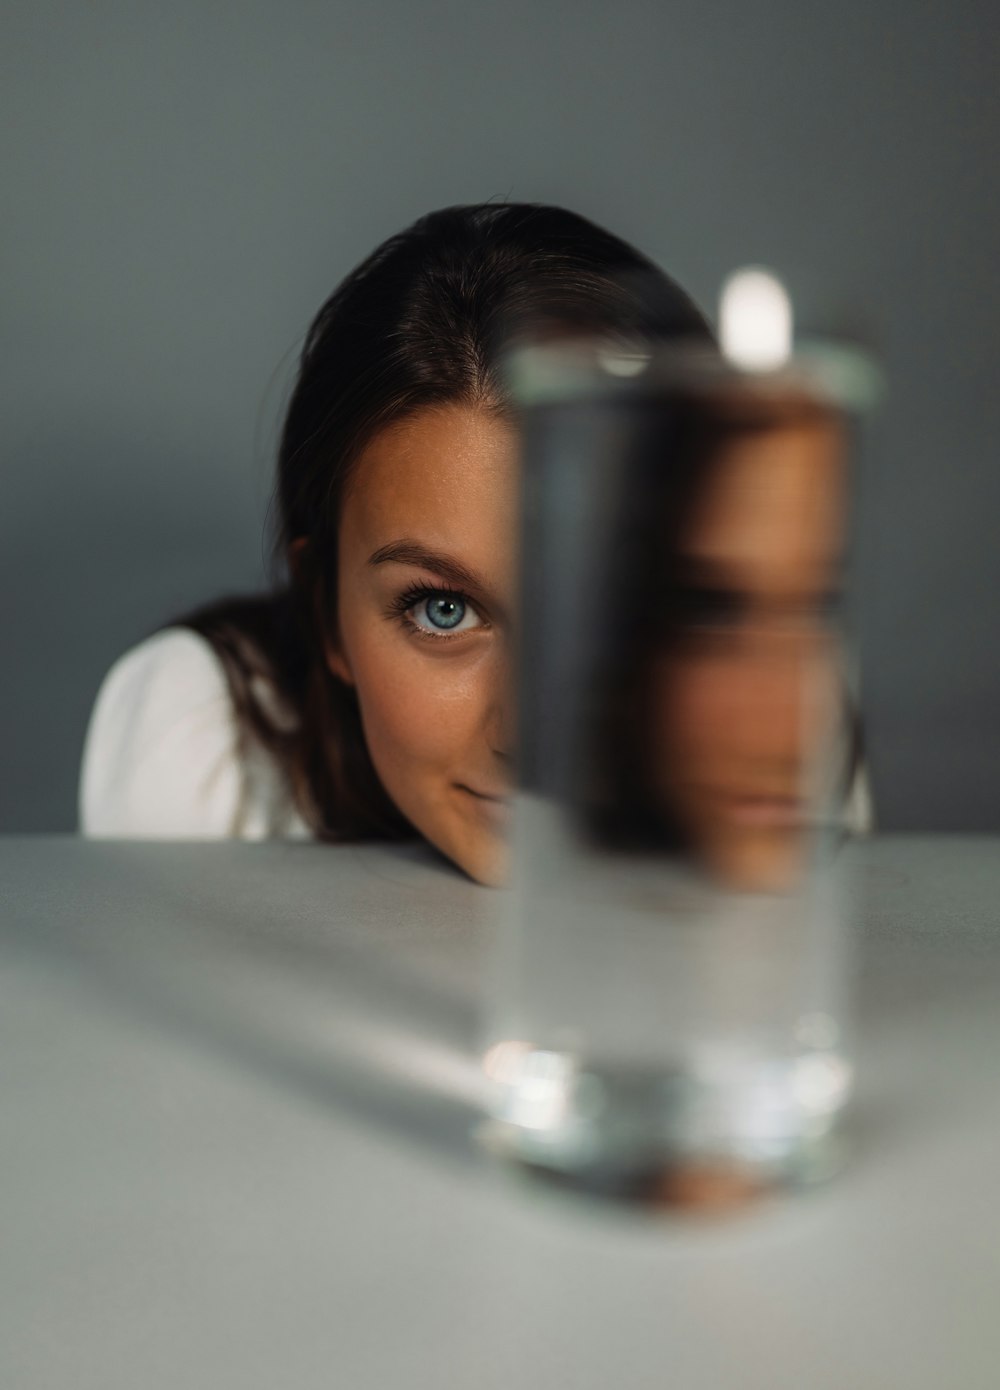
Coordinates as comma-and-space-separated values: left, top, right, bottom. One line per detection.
12, 839, 495, 1178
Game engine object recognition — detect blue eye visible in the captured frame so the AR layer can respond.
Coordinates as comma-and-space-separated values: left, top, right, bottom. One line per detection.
395, 586, 484, 637
424, 594, 466, 630
388, 581, 486, 638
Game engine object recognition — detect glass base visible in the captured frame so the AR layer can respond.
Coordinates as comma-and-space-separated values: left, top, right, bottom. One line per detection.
479, 1051, 851, 1211
480, 1132, 848, 1211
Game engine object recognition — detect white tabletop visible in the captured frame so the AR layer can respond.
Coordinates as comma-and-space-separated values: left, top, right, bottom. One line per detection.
2, 834, 999, 1389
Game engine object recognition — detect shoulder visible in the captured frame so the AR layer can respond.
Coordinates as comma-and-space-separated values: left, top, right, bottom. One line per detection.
93, 626, 233, 718
79, 627, 252, 838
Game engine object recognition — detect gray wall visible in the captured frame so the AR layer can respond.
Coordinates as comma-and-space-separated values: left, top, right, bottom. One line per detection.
4, 0, 998, 832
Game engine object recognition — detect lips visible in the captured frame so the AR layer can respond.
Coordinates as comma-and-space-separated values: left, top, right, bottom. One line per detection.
719, 793, 805, 829
459, 785, 512, 805
457, 785, 514, 827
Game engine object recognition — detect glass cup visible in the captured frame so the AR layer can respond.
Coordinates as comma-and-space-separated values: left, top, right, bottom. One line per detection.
480, 335, 879, 1207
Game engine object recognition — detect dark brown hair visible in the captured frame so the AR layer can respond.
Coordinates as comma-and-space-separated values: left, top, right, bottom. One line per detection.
174, 202, 710, 839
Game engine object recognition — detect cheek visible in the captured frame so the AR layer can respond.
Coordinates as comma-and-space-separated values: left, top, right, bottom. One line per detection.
655, 656, 736, 783
345, 624, 489, 786
659, 647, 835, 781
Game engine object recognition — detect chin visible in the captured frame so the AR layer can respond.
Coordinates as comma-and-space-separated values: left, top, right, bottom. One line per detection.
704, 834, 806, 895
455, 838, 510, 888
431, 825, 510, 888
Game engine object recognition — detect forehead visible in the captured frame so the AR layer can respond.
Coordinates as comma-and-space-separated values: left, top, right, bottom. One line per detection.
680, 416, 846, 580
342, 405, 518, 553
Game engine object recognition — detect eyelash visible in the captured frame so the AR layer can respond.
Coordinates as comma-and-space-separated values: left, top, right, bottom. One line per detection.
386, 582, 486, 642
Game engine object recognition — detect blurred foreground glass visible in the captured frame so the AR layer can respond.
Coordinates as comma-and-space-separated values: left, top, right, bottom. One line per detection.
481, 333, 880, 1207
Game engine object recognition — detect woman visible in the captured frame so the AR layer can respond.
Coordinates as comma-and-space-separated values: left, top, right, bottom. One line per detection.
78, 202, 715, 886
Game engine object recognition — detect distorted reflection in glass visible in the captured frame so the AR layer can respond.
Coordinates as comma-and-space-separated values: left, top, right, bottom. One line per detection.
583, 386, 850, 894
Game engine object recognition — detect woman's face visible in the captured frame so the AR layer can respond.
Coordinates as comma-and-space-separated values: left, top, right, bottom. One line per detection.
328, 404, 518, 886
651, 412, 846, 893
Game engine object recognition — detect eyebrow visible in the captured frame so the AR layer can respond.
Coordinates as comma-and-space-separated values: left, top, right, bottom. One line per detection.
367, 539, 491, 596
676, 549, 845, 584
676, 555, 742, 583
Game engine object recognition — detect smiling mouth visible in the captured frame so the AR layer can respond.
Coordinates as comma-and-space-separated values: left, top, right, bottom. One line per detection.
717, 794, 805, 830
457, 785, 513, 807
456, 785, 513, 832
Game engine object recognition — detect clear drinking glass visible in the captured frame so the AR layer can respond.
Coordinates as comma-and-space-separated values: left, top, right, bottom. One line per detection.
480, 334, 879, 1206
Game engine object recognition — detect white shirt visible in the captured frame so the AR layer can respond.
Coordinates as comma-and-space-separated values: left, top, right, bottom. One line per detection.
79, 627, 875, 842
79, 628, 311, 840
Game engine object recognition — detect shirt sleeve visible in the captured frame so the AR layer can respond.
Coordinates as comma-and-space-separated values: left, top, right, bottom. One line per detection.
78, 627, 246, 839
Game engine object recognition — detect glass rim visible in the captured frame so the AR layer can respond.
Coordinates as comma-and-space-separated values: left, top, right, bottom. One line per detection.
503, 335, 884, 414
